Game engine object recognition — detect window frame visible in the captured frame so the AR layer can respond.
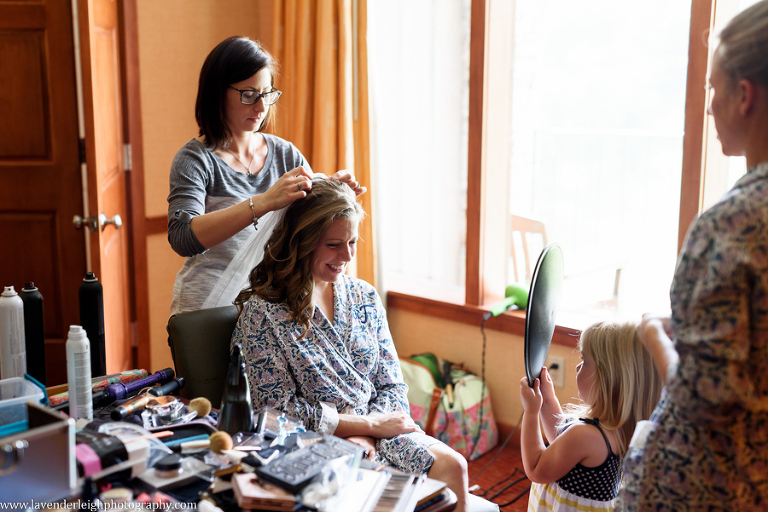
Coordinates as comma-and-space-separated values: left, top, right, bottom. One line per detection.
385, 0, 715, 347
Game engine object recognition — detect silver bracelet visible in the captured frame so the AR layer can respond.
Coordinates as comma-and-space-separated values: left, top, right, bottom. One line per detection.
248, 197, 259, 230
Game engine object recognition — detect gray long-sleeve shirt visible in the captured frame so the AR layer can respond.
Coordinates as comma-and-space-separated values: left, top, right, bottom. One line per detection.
167, 135, 310, 314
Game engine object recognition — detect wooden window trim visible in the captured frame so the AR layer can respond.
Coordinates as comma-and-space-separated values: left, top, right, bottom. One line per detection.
678, 0, 715, 251
387, 291, 580, 347
465, 0, 488, 307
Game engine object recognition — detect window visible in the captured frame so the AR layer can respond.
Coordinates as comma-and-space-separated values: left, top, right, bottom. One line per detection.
369, 0, 751, 333
504, 0, 691, 324
368, 0, 471, 303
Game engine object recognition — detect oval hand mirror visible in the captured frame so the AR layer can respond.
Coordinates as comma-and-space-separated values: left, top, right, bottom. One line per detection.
524, 243, 564, 387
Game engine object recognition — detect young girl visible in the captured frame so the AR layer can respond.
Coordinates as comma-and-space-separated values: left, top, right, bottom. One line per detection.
519, 321, 663, 511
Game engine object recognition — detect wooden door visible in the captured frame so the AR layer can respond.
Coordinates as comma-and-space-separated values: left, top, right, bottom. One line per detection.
0, 0, 133, 383
0, 0, 85, 385
77, 0, 132, 373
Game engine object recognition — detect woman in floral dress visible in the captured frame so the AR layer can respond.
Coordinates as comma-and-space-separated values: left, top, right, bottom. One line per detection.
231, 177, 470, 511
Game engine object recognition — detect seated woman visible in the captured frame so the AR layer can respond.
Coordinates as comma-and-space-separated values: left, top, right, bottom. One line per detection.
231, 177, 470, 510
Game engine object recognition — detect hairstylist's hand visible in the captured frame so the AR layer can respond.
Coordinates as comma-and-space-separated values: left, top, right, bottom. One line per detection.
260, 166, 314, 212
369, 411, 421, 439
520, 376, 543, 413
331, 169, 367, 196
346, 435, 377, 460
638, 313, 673, 350
638, 312, 678, 385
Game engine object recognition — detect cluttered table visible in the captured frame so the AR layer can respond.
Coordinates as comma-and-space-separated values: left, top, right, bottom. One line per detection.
0, 370, 456, 512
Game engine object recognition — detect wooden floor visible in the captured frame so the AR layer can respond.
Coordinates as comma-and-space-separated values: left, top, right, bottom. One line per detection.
467, 433, 530, 511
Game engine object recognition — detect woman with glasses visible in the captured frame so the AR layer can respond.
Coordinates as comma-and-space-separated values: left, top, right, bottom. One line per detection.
168, 36, 364, 314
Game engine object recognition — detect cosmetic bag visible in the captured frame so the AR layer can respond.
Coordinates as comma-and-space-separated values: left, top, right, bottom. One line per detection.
399, 353, 498, 460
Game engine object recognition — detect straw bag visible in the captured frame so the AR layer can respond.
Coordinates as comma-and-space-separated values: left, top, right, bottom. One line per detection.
399, 353, 498, 460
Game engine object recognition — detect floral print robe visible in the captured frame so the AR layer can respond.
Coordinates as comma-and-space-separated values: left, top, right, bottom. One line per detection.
618, 163, 768, 511
231, 274, 438, 473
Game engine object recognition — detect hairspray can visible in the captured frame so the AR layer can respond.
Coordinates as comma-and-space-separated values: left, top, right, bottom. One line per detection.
21, 282, 46, 384
0, 286, 27, 379
79, 272, 106, 377
66, 325, 93, 422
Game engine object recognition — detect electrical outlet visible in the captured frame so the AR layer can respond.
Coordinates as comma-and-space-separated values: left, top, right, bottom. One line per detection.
547, 356, 566, 388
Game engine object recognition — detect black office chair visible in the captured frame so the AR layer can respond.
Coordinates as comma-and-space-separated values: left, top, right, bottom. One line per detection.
166, 305, 239, 407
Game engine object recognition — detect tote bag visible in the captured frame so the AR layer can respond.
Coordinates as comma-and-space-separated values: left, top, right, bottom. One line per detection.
399, 353, 498, 461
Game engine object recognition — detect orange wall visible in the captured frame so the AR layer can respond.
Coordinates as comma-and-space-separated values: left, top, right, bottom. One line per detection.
136, 0, 274, 372
388, 307, 580, 432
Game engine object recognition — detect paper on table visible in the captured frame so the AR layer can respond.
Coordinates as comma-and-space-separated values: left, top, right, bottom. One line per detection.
329, 467, 391, 512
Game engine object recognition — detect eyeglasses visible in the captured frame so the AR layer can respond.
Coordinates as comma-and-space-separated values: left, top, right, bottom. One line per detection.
228, 86, 282, 106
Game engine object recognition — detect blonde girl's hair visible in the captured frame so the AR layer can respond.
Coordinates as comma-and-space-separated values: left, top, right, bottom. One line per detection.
234, 177, 365, 337
559, 320, 663, 458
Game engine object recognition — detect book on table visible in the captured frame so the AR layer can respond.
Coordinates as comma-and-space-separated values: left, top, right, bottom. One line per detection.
415, 477, 448, 507
414, 478, 448, 511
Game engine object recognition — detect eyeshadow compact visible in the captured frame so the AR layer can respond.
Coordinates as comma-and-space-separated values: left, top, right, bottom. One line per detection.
154, 454, 183, 479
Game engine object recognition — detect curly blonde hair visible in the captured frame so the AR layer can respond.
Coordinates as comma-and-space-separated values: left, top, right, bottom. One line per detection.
234, 177, 365, 336
559, 320, 663, 458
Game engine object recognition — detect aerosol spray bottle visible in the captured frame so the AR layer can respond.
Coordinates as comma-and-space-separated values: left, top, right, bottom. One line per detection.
79, 272, 106, 377
21, 283, 46, 384
66, 325, 93, 423
0, 286, 27, 379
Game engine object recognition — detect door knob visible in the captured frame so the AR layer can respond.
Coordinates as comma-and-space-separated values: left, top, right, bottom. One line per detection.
99, 213, 123, 231
73, 215, 98, 231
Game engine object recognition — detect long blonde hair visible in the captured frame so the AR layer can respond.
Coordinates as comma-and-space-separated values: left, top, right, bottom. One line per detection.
234, 177, 365, 336
559, 320, 663, 458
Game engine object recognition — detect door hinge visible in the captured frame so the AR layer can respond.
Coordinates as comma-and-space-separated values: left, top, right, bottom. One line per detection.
123, 143, 132, 172
78, 138, 86, 165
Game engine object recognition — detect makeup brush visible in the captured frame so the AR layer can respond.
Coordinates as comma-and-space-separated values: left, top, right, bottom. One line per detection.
173, 397, 212, 424
169, 435, 211, 453
111, 394, 178, 421
209, 431, 234, 454
168, 431, 233, 454
190, 397, 212, 417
